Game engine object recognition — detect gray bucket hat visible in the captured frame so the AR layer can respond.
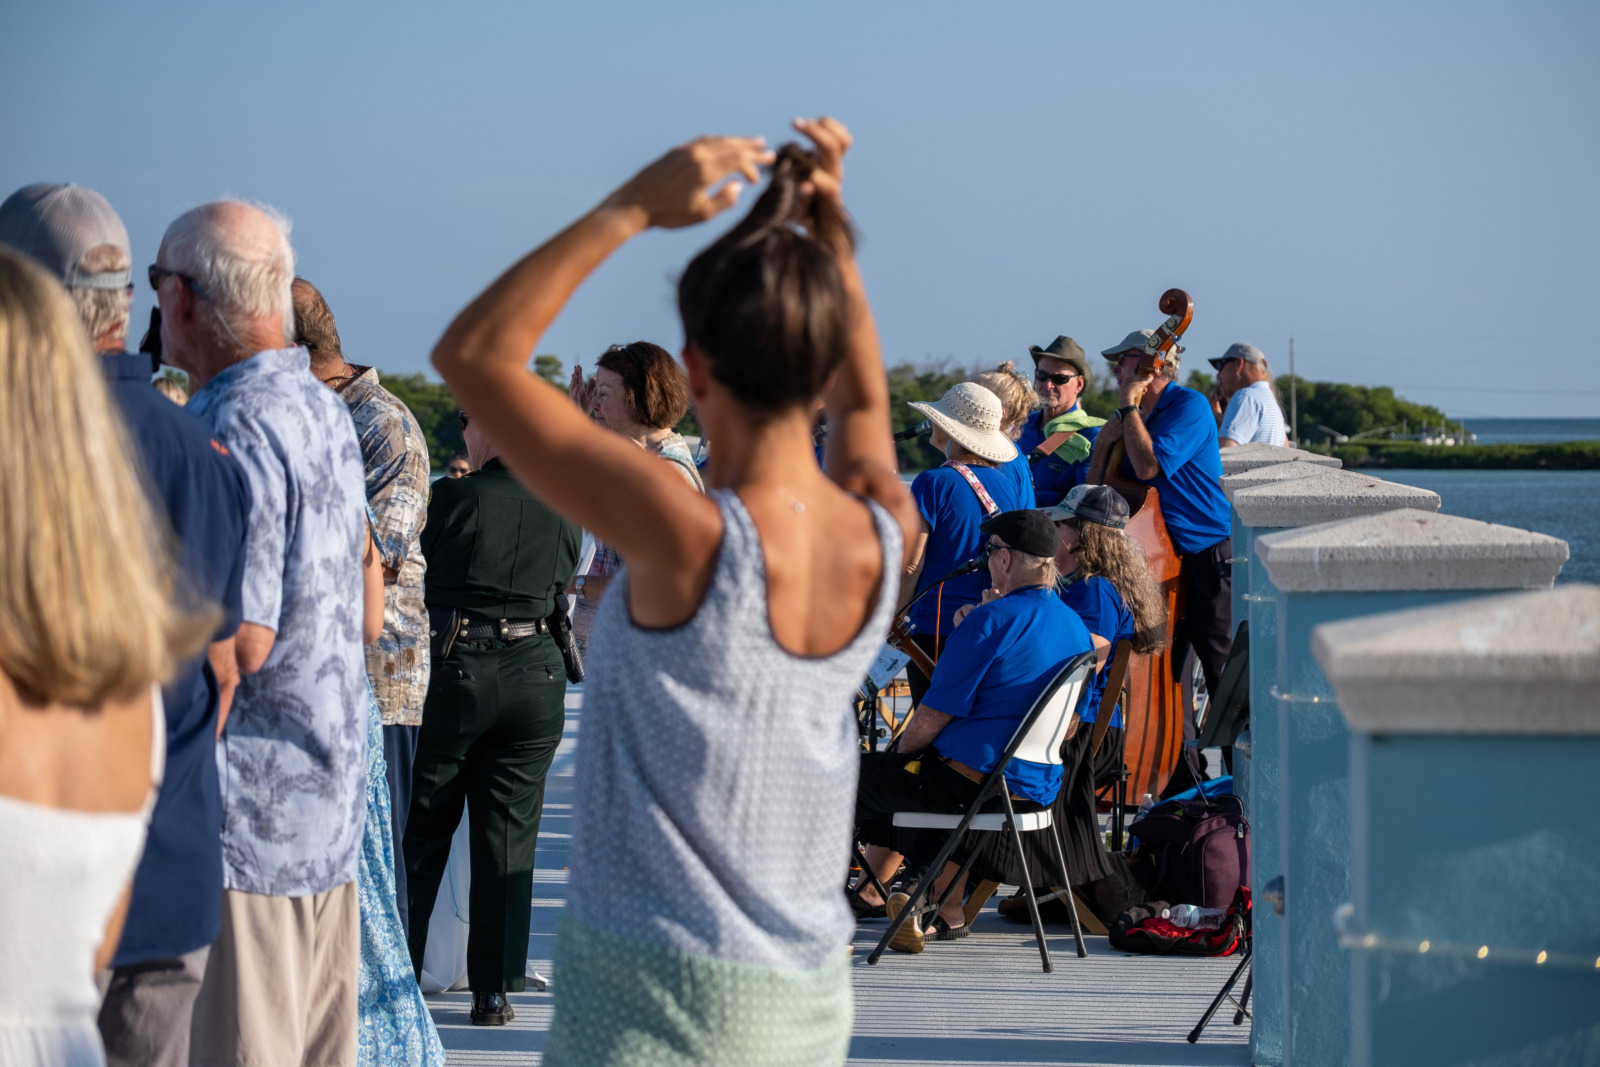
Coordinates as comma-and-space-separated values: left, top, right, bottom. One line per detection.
0, 183, 131, 290
1028, 335, 1090, 385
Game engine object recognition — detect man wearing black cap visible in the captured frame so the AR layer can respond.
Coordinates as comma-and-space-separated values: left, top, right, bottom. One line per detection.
1015, 336, 1106, 508
849, 509, 1094, 950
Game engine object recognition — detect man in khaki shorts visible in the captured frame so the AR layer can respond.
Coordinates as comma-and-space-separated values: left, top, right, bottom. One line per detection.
156, 200, 370, 1065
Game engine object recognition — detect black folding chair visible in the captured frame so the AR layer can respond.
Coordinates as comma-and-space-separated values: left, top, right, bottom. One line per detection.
866, 651, 1099, 971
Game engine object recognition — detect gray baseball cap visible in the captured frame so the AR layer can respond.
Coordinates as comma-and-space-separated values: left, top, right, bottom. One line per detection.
0, 183, 131, 290
1209, 342, 1266, 370
1101, 329, 1154, 360
1045, 483, 1131, 530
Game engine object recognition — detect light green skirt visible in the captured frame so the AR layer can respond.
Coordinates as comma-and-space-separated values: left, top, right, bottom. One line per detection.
541, 915, 852, 1067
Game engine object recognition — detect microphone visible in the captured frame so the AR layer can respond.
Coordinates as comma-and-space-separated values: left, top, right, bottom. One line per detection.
896, 548, 994, 615
893, 419, 931, 443
943, 551, 990, 578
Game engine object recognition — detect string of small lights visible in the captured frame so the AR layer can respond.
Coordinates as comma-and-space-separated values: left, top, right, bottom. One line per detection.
1335, 906, 1600, 972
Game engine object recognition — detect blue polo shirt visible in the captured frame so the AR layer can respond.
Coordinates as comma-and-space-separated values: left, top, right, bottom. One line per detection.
1016, 407, 1100, 507
101, 354, 251, 967
1118, 384, 1230, 555
998, 450, 1035, 507
921, 586, 1094, 805
1058, 573, 1134, 728
908, 463, 1028, 639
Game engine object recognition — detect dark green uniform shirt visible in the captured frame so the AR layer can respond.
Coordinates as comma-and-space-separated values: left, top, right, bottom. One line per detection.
422, 457, 581, 620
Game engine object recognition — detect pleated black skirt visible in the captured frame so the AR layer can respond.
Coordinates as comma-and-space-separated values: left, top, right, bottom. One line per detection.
960, 724, 1124, 889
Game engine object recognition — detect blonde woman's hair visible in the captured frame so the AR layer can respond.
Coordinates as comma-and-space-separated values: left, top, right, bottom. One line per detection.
969, 361, 1038, 440
66, 244, 133, 350
1069, 518, 1170, 654
153, 375, 188, 405
0, 248, 214, 706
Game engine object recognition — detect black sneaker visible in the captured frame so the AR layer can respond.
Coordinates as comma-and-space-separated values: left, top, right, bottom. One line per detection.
471, 992, 515, 1025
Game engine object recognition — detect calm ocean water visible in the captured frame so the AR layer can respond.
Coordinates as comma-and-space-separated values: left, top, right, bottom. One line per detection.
1458, 417, 1600, 445
1378, 469, 1599, 585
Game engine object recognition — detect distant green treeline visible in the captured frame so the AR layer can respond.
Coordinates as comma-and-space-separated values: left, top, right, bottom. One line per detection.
373, 360, 1595, 472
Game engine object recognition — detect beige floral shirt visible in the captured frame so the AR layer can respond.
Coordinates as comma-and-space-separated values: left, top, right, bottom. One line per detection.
341, 368, 431, 726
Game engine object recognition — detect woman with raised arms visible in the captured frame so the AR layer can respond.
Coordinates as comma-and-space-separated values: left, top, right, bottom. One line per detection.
431, 119, 918, 1066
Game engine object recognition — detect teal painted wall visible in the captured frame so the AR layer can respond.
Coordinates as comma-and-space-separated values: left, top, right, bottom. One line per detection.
1276, 589, 1485, 1067
1241, 521, 1284, 1066
1350, 734, 1600, 1066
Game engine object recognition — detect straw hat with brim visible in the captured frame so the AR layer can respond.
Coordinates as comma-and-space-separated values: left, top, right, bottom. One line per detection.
908, 383, 1018, 464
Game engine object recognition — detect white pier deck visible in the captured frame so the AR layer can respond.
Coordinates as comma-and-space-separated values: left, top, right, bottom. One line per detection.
425, 693, 1249, 1066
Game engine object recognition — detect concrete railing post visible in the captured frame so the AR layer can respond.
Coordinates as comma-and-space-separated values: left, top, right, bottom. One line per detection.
1223, 470, 1439, 1066
1312, 584, 1600, 1067
1255, 511, 1569, 1067
1220, 443, 1342, 478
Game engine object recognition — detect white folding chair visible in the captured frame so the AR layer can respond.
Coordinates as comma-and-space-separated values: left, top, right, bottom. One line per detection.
866, 650, 1098, 970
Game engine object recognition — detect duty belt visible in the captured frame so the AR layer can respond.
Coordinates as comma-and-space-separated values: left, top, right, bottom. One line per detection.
457, 616, 550, 643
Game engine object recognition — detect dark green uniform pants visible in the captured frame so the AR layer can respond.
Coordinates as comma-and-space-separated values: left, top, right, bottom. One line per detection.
404, 632, 567, 992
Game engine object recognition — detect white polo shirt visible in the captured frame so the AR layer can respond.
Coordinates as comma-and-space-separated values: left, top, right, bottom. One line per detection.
1219, 379, 1287, 446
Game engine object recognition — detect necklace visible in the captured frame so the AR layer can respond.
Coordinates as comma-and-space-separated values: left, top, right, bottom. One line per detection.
774, 485, 806, 514
323, 361, 362, 391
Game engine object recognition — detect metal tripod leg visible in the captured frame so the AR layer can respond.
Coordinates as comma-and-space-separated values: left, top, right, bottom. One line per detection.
1187, 943, 1252, 1044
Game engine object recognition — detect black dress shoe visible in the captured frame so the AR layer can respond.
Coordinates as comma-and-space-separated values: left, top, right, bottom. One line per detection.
471, 992, 515, 1026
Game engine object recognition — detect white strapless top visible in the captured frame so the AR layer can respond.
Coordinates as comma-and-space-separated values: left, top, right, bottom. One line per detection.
0, 691, 164, 1067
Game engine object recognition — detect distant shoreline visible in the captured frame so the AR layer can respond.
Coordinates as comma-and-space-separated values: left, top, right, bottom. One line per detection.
1319, 440, 1600, 470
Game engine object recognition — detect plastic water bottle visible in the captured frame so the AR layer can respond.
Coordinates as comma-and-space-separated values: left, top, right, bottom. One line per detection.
1163, 904, 1229, 930
1136, 793, 1155, 818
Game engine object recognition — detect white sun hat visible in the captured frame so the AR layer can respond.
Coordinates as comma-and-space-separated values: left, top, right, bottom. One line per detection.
908, 382, 1018, 464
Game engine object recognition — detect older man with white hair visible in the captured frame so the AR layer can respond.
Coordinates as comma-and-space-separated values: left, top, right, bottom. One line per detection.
155, 201, 369, 1066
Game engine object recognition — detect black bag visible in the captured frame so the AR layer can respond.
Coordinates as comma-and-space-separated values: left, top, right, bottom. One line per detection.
1128, 793, 1250, 909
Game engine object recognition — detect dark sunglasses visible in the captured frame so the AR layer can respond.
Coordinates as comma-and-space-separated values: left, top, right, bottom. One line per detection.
147, 264, 205, 297
458, 410, 470, 430
1034, 370, 1080, 387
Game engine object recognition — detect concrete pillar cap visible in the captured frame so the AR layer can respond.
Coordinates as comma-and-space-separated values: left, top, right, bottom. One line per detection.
1257, 508, 1569, 592
1232, 469, 1440, 528
1220, 444, 1342, 475
1222, 461, 1345, 504
1312, 584, 1600, 734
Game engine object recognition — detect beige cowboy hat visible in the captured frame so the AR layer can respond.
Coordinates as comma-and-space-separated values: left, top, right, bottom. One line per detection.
907, 383, 1018, 464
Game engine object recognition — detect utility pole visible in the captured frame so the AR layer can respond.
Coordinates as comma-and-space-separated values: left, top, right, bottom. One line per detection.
1289, 335, 1298, 446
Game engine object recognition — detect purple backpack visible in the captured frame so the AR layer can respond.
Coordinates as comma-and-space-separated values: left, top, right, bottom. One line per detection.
1128, 794, 1250, 909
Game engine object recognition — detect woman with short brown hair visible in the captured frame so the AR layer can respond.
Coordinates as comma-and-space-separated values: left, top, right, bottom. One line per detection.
568, 341, 704, 653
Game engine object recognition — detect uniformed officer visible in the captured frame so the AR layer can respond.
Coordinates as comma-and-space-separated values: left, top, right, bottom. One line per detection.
403, 409, 580, 1026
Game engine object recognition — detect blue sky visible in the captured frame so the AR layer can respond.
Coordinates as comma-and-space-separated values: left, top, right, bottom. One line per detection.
4, 1, 1597, 417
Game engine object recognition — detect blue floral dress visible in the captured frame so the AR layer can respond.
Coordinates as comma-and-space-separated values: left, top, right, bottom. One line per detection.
357, 685, 446, 1066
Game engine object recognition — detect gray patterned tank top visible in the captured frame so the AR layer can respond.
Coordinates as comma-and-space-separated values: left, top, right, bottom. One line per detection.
568, 489, 902, 972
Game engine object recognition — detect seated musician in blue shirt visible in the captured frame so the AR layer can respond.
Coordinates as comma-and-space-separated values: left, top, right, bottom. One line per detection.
851, 509, 1093, 951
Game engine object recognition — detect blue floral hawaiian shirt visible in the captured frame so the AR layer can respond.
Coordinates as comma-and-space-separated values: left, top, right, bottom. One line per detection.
338, 367, 431, 726
188, 347, 369, 898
